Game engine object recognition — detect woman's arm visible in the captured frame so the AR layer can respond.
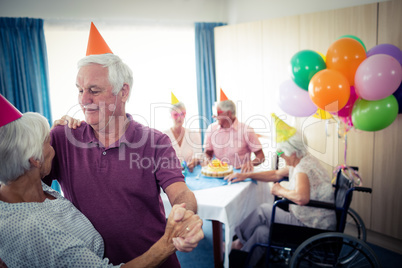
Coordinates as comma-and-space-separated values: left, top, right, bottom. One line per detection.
270, 172, 310, 205
224, 167, 289, 183
123, 204, 203, 268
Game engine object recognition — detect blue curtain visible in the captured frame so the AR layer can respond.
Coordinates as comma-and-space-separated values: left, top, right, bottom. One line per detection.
195, 22, 226, 144
0, 17, 59, 191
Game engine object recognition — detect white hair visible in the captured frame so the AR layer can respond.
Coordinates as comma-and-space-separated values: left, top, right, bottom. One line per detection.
277, 133, 307, 158
0, 112, 50, 185
77, 54, 134, 100
171, 102, 186, 112
217, 100, 236, 116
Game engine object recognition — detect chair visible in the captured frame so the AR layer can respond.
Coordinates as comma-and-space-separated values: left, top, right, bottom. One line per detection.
243, 166, 380, 267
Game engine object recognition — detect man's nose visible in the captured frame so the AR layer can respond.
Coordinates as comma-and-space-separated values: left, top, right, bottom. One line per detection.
80, 90, 92, 105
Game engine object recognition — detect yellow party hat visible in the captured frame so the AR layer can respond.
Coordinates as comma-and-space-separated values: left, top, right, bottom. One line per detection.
312, 108, 333, 120
272, 113, 297, 143
171, 92, 179, 105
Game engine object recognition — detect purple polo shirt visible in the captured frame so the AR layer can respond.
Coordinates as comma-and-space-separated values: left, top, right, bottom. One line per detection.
43, 114, 183, 267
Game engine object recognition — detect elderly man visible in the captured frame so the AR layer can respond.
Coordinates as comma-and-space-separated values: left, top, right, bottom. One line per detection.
43, 23, 200, 267
204, 98, 265, 173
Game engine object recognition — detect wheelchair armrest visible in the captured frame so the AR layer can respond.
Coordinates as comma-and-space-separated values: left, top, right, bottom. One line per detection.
353, 186, 372, 194
278, 176, 289, 183
274, 198, 335, 210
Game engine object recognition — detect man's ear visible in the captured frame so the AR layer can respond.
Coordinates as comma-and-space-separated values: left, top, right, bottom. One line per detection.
29, 157, 41, 168
121, 83, 130, 102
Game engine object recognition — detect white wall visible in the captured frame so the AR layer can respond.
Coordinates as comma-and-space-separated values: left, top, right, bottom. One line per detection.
226, 0, 388, 24
0, 0, 389, 25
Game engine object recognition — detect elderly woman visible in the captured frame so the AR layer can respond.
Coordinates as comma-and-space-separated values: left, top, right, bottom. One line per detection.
0, 110, 203, 268
224, 114, 336, 263
164, 102, 203, 172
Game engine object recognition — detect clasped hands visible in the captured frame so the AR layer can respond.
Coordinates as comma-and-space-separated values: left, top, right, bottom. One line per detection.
164, 203, 204, 252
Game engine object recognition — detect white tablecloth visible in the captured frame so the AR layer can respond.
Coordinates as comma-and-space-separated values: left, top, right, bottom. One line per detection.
161, 179, 270, 267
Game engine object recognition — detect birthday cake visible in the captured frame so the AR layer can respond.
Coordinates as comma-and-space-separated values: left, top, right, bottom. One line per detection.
201, 159, 233, 178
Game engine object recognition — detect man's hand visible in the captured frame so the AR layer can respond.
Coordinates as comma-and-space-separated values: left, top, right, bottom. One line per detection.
52, 115, 82, 130
240, 161, 254, 173
165, 203, 204, 252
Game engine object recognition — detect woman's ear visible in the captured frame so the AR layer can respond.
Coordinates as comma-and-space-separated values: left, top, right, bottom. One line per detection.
29, 157, 41, 168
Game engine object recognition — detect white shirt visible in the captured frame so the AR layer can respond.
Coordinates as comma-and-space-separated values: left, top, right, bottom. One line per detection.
164, 128, 203, 163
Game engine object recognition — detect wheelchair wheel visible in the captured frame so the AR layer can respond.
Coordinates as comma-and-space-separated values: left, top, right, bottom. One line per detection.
289, 232, 381, 268
344, 208, 367, 241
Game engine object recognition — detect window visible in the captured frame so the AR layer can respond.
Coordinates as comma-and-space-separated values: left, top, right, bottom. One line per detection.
45, 22, 199, 132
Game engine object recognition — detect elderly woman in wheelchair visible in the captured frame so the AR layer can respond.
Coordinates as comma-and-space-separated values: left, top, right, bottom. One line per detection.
224, 114, 337, 265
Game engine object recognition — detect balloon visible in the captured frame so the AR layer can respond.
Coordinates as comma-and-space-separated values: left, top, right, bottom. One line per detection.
290, 50, 326, 90
316, 51, 326, 62
308, 69, 350, 113
326, 38, 366, 86
338, 35, 367, 51
354, 54, 402, 100
393, 81, 402, 114
351, 95, 399, 131
367, 43, 402, 65
278, 79, 317, 117
334, 86, 358, 118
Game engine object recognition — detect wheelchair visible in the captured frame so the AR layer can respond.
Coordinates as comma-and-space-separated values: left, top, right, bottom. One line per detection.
242, 166, 380, 267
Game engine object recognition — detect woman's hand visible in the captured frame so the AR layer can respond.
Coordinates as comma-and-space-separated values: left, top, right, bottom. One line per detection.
52, 115, 82, 129
224, 172, 246, 183
164, 203, 204, 252
240, 161, 254, 173
187, 158, 198, 173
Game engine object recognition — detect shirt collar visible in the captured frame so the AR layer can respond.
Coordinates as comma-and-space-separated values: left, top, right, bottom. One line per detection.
217, 117, 238, 130
81, 114, 135, 148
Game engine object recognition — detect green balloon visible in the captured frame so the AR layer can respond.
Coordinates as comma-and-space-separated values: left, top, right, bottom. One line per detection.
338, 35, 367, 52
351, 95, 399, 131
290, 50, 326, 91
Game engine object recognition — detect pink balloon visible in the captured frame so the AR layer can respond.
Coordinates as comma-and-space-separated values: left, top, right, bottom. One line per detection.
355, 54, 402, 100
334, 86, 358, 117
278, 79, 317, 117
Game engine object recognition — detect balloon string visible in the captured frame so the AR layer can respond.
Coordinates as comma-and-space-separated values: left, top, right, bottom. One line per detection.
344, 132, 347, 164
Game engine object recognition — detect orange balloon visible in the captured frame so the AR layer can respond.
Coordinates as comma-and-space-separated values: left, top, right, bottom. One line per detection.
308, 69, 350, 112
326, 38, 366, 86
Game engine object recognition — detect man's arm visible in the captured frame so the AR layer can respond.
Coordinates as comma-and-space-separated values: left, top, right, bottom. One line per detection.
252, 149, 265, 166
165, 182, 197, 213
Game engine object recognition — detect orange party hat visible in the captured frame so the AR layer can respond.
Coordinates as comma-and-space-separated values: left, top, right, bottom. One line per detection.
86, 22, 113, 56
171, 92, 179, 105
220, 88, 229, 101
272, 113, 296, 143
0, 94, 23, 127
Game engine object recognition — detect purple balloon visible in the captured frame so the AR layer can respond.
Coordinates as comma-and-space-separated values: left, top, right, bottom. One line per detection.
393, 81, 402, 113
367, 43, 402, 66
278, 79, 317, 117
355, 54, 402, 100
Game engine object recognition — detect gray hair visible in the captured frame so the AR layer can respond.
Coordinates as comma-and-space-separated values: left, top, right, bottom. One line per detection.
0, 112, 50, 185
77, 54, 134, 100
217, 100, 236, 116
277, 133, 307, 158
171, 102, 186, 112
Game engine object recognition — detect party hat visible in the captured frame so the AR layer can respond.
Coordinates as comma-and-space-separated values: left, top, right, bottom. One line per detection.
220, 88, 229, 101
171, 92, 179, 105
86, 22, 113, 56
271, 113, 296, 143
313, 108, 333, 120
0, 94, 23, 127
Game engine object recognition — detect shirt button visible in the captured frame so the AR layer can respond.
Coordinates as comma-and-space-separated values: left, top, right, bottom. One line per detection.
103, 151, 106, 155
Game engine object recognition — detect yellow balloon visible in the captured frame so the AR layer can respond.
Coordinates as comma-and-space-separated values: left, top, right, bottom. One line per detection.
313, 109, 333, 119
316, 51, 326, 63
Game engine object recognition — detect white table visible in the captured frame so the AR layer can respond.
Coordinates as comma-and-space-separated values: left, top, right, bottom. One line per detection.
161, 177, 270, 268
